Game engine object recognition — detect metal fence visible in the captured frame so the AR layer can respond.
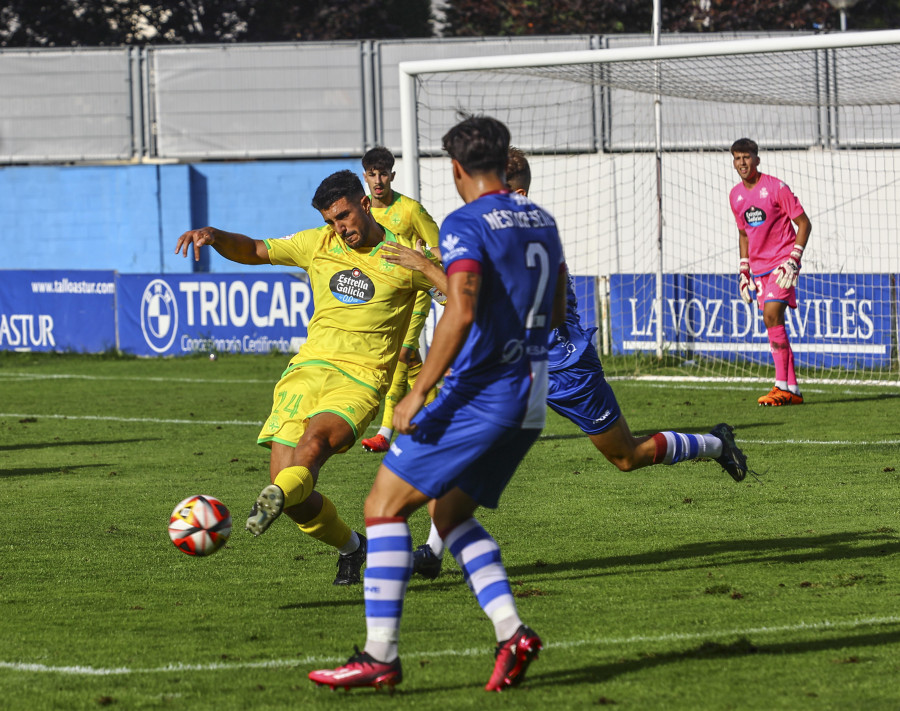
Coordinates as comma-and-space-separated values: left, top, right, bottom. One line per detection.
0, 32, 892, 165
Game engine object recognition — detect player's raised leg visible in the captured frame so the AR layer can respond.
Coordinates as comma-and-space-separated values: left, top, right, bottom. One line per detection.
590, 416, 749, 482
548, 351, 751, 481
250, 405, 370, 585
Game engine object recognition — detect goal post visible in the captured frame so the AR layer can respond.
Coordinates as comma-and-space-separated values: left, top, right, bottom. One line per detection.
398, 29, 900, 385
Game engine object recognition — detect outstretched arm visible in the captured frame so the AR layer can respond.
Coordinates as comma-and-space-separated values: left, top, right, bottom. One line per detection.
175, 227, 271, 265
380, 240, 449, 295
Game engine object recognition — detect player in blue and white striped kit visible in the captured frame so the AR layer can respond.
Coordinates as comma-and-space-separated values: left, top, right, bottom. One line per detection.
407, 147, 753, 578
308, 116, 567, 693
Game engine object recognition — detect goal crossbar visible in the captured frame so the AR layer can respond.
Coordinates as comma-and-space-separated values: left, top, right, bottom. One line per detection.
399, 29, 900, 198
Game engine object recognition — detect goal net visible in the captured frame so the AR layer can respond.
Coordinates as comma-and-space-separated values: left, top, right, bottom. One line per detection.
400, 31, 900, 384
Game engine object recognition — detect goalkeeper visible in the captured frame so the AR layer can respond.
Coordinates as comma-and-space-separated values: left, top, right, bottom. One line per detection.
359, 146, 441, 453
729, 138, 812, 406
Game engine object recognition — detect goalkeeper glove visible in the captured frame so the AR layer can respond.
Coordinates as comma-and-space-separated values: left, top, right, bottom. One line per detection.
773, 244, 804, 289
738, 258, 755, 304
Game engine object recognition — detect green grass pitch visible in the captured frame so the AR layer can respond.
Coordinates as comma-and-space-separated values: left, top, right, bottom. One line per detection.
1, 352, 899, 710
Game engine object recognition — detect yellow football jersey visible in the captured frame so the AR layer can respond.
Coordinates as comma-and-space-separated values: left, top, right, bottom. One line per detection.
369, 192, 439, 250
264, 225, 436, 393
370, 192, 440, 349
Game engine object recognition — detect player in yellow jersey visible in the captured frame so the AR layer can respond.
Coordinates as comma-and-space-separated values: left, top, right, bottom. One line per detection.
175, 170, 441, 585
359, 147, 442, 454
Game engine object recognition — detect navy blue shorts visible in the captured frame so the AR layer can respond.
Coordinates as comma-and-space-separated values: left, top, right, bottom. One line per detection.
547, 347, 621, 435
382, 391, 541, 509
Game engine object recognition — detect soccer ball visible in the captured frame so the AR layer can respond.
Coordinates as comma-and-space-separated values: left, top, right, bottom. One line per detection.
168, 495, 232, 556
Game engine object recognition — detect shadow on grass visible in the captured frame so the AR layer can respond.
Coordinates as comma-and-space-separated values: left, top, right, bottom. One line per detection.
279, 575, 466, 611
0, 462, 116, 477
279, 598, 364, 611
295, 627, 900, 695
506, 529, 900, 580
531, 627, 900, 688
786, 392, 900, 408
0, 437, 154, 453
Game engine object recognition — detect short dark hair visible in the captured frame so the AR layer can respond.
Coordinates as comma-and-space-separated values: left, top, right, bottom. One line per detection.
362, 146, 395, 172
731, 138, 759, 156
442, 115, 510, 177
506, 146, 531, 193
311, 170, 365, 211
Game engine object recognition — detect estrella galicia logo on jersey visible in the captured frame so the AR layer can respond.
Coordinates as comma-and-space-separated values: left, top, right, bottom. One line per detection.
140, 278, 178, 354
744, 206, 766, 227
330, 268, 375, 304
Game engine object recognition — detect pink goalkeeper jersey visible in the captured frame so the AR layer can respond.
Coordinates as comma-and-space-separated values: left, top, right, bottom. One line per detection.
729, 173, 805, 276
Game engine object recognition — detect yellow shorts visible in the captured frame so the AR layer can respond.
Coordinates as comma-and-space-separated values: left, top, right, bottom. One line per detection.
257, 363, 381, 452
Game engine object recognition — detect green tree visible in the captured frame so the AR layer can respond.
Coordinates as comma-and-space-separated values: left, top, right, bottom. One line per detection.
440, 0, 899, 36
246, 0, 433, 41
1, 0, 895, 47
0, 0, 433, 47
142, 0, 255, 43
0, 0, 255, 46
0, 0, 137, 47
442, 0, 652, 37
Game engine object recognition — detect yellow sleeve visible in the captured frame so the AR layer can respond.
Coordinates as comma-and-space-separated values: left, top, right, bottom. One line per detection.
410, 202, 440, 249
263, 226, 323, 269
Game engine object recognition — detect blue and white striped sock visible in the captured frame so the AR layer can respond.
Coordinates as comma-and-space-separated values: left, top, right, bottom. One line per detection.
363, 517, 412, 663
653, 431, 723, 464
445, 517, 521, 643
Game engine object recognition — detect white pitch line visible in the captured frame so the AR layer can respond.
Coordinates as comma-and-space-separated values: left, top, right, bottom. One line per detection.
1, 413, 896, 446
0, 372, 268, 385
741, 438, 900, 446
610, 381, 900, 396
611, 375, 900, 389
0, 413, 262, 427
3, 371, 898, 393
3, 615, 899, 677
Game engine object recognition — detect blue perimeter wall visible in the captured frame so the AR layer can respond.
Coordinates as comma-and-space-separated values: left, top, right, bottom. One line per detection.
0, 160, 360, 273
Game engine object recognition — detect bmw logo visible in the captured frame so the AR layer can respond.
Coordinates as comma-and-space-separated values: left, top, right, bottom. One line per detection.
140, 279, 178, 353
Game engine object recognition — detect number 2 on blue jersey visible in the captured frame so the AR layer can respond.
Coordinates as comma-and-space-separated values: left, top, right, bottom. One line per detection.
524, 242, 550, 329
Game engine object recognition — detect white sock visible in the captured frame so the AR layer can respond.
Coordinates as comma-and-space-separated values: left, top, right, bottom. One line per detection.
426, 521, 444, 558
338, 530, 360, 556
377, 426, 393, 440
